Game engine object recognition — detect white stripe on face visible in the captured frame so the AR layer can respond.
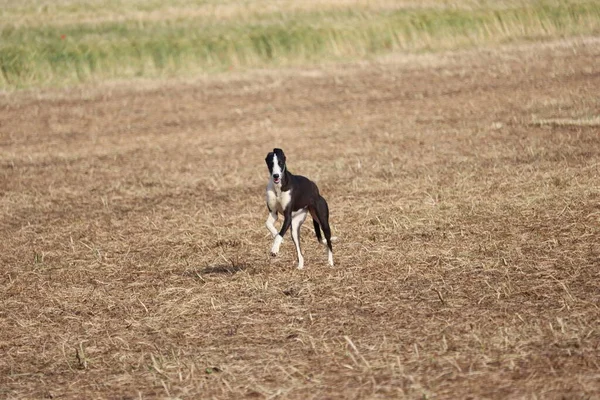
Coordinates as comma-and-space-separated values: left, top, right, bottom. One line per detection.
272, 153, 282, 182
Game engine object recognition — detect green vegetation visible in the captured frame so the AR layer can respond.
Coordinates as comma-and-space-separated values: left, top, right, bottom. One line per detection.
1, 0, 599, 89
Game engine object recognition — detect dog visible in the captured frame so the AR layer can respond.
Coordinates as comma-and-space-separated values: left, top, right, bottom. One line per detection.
265, 148, 333, 269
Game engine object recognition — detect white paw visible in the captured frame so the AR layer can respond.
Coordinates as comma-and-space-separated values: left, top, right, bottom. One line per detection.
297, 261, 304, 270
270, 235, 283, 257
270, 245, 279, 257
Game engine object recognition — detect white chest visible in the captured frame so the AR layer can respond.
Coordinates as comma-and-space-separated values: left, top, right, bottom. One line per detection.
266, 184, 292, 214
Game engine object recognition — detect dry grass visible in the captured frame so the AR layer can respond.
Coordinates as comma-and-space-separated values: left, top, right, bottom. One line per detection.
1, 38, 600, 398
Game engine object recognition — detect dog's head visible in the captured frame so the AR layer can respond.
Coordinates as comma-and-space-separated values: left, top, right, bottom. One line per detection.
265, 148, 286, 185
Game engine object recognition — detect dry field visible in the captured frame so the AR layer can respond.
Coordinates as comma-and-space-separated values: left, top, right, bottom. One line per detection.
1, 37, 600, 398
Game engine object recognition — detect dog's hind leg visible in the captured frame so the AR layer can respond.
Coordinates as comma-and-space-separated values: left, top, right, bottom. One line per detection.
314, 196, 334, 266
291, 209, 308, 269
322, 223, 334, 267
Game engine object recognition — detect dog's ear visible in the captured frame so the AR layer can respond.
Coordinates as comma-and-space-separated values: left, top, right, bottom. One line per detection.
265, 152, 274, 165
273, 148, 286, 163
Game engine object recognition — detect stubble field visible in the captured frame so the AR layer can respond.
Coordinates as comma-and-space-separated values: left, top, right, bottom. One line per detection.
1, 34, 600, 398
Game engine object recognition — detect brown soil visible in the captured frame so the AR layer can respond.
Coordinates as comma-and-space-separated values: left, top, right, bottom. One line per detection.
1, 38, 599, 399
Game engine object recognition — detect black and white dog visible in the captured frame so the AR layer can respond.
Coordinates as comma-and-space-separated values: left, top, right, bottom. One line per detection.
265, 148, 334, 269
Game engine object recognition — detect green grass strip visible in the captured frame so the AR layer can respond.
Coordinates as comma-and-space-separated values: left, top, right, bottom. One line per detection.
1, 1, 599, 89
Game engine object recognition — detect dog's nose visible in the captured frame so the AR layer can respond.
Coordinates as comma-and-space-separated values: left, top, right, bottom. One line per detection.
273, 174, 280, 179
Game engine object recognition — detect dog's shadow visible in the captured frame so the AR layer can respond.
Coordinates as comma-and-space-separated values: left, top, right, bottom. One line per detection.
199, 263, 248, 275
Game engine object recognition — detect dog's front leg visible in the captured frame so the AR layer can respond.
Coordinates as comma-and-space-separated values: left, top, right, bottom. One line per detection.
265, 211, 278, 237
270, 210, 292, 257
